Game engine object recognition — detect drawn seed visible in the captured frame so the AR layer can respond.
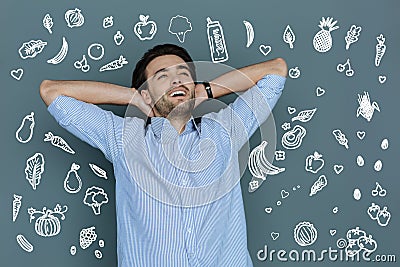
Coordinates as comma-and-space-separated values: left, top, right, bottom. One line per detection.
356, 155, 364, 167
374, 160, 382, 172
99, 239, 105, 248
70, 245, 77, 255
94, 249, 103, 259
353, 188, 362, 200
332, 207, 339, 214
381, 139, 388, 150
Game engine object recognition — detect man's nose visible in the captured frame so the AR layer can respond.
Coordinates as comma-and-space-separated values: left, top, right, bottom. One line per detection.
171, 75, 182, 86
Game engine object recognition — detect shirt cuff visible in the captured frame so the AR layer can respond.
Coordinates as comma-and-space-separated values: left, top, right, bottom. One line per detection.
47, 95, 85, 126
256, 74, 286, 99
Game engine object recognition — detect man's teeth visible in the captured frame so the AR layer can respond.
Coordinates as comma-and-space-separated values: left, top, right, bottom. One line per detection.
170, 91, 186, 97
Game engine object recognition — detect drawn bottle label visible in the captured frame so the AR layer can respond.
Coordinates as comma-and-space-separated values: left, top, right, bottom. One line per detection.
206, 17, 229, 63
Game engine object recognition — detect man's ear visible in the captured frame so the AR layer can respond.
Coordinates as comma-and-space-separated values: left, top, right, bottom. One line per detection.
141, 89, 152, 105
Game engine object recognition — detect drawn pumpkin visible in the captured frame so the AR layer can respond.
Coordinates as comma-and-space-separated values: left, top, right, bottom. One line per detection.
35, 210, 61, 237
293, 221, 318, 246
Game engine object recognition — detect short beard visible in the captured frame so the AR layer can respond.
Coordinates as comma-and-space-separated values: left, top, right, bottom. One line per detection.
151, 86, 195, 118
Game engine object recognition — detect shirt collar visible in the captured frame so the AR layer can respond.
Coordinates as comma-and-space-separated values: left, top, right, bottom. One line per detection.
145, 116, 201, 140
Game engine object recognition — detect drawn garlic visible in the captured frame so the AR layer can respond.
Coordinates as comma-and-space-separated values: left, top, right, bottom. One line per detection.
381, 139, 388, 150
356, 155, 364, 167
374, 160, 382, 172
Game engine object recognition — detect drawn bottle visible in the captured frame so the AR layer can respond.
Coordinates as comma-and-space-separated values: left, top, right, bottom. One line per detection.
206, 17, 229, 63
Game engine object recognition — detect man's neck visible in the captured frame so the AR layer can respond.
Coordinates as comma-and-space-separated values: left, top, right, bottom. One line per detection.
168, 115, 191, 134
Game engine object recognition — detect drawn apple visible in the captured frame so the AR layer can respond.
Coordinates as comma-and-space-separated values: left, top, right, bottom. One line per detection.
134, 15, 157, 41
305, 151, 324, 174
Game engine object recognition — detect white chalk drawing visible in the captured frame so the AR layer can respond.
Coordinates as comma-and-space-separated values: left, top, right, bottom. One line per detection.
43, 14, 54, 34
168, 15, 192, 43
16, 234, 34, 253
25, 152, 45, 190
248, 179, 261, 192
28, 204, 68, 237
356, 155, 365, 167
332, 129, 349, 149
99, 239, 105, 248
281, 190, 289, 199
87, 43, 104, 61
103, 16, 113, 28
248, 141, 285, 180
282, 125, 306, 150
206, 17, 229, 63
44, 131, 75, 154
294, 221, 318, 247
305, 151, 324, 174
281, 122, 291, 131
332, 207, 339, 214
316, 86, 325, 97
70, 245, 77, 256
333, 164, 343, 174
367, 203, 391, 226
378, 75, 386, 84
89, 163, 108, 179
288, 67, 301, 79
353, 188, 362, 200
80, 226, 97, 249
12, 194, 22, 222
287, 106, 296, 115
264, 207, 272, 214
133, 15, 157, 41
330, 229, 337, 236
345, 25, 362, 50
356, 131, 365, 140
375, 34, 386, 67
47, 37, 69, 64
276, 201, 281, 206
345, 227, 377, 256
380, 138, 389, 150
11, 68, 24, 80
357, 91, 380, 122
313, 17, 339, 53
309, 175, 328, 196
259, 45, 272, 56
275, 150, 285, 161
114, 31, 124, 46
271, 232, 280, 241
16, 112, 35, 143
374, 160, 382, 172
83, 186, 109, 215
74, 55, 90, 72
292, 108, 317, 123
65, 8, 85, 28
64, 163, 82, 194
336, 238, 347, 249
19, 40, 47, 59
283, 25, 295, 49
94, 249, 103, 259
367, 203, 380, 221
99, 55, 128, 72
372, 182, 387, 197
337, 58, 354, 77
243, 20, 254, 48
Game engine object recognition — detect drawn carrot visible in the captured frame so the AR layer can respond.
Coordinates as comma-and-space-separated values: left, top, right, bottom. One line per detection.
99, 55, 128, 72
12, 194, 22, 222
44, 131, 75, 154
375, 34, 386, 67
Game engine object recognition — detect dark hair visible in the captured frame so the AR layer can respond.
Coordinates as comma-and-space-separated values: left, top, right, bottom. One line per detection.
131, 44, 196, 90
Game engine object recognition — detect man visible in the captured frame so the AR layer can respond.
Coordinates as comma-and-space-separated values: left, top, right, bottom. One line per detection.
40, 44, 287, 266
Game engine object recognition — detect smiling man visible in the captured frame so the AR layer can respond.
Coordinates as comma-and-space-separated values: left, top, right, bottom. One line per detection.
40, 44, 287, 267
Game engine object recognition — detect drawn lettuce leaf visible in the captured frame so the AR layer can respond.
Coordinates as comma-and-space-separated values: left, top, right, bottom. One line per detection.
18, 40, 48, 59
291, 108, 317, 122
25, 153, 45, 190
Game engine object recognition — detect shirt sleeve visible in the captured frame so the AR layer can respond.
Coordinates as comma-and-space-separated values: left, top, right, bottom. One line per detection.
47, 95, 123, 163
204, 74, 286, 151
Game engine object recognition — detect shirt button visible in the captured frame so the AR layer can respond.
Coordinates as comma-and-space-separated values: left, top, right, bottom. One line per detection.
187, 228, 192, 233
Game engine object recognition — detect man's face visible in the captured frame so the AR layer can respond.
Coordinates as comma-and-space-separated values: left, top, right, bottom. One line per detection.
141, 55, 195, 118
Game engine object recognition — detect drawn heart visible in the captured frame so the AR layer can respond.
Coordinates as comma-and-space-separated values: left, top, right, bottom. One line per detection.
281, 189, 289, 199
316, 86, 325, 96
11, 68, 24, 80
287, 106, 296, 114
264, 207, 272, 214
334, 164, 344, 174
271, 232, 280, 241
378, 75, 386, 84
330, 229, 337, 236
356, 131, 365, 140
259, 45, 272, 56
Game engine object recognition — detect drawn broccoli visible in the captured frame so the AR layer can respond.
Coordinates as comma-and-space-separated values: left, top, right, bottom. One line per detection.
168, 15, 192, 43
83, 186, 109, 215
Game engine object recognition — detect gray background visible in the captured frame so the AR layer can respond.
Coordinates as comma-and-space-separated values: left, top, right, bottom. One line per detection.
1, 0, 398, 266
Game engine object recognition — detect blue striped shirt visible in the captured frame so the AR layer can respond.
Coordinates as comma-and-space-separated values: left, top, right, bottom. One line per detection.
48, 74, 286, 267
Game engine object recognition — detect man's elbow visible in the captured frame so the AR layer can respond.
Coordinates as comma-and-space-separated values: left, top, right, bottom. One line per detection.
272, 58, 288, 78
39, 80, 57, 106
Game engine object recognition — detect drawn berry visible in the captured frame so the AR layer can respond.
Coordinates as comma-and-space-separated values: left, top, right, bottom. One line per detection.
377, 206, 391, 226
367, 203, 380, 220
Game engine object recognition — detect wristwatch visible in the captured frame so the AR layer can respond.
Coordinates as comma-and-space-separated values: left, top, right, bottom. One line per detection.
202, 81, 213, 99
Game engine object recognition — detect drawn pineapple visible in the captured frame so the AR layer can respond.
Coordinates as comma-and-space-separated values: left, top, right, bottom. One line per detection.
313, 17, 339, 53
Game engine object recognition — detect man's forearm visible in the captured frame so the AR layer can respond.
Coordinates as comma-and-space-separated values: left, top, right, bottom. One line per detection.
208, 58, 287, 98
40, 80, 135, 107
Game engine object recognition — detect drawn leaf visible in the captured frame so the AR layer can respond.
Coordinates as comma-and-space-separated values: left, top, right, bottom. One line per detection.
283, 25, 295, 49
291, 108, 317, 122
25, 153, 45, 190
43, 14, 53, 34
18, 40, 48, 59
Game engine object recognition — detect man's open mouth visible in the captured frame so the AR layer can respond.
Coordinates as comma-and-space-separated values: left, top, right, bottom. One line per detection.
169, 90, 187, 97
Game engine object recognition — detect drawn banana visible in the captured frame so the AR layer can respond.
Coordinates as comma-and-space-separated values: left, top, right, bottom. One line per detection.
47, 37, 68, 64
243, 20, 254, 48
248, 141, 285, 180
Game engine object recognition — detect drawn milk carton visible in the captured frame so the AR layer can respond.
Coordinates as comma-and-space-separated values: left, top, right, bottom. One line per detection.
206, 17, 229, 63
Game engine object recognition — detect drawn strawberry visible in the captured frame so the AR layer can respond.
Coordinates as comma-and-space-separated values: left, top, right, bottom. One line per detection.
367, 203, 380, 220
377, 206, 391, 226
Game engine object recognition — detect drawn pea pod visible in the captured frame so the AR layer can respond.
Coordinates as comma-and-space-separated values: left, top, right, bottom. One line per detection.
282, 125, 306, 150
15, 112, 35, 143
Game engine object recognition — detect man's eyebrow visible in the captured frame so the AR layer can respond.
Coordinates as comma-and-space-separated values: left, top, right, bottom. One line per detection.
152, 64, 190, 79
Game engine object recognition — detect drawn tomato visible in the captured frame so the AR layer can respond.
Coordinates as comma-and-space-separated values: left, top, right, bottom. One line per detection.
346, 226, 366, 243
293, 221, 318, 246
134, 15, 157, 41
357, 234, 377, 254
289, 67, 301, 78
